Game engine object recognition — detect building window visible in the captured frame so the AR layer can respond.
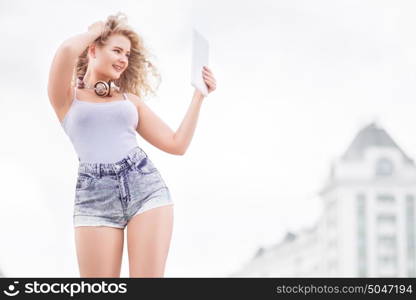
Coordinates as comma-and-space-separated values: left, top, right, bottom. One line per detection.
377, 194, 395, 204
378, 235, 396, 250
376, 212, 398, 276
375, 158, 394, 176
406, 195, 416, 277
377, 214, 396, 224
377, 255, 398, 276
356, 194, 367, 277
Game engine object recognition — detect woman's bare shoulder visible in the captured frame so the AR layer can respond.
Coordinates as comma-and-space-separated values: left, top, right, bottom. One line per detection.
126, 92, 144, 108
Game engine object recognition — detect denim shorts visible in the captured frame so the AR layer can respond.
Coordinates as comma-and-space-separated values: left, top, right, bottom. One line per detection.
73, 146, 174, 229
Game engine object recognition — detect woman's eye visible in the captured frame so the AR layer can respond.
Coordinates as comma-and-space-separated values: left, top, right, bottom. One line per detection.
114, 49, 129, 58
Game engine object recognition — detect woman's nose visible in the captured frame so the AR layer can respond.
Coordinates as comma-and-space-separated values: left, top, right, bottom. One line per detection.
119, 57, 128, 65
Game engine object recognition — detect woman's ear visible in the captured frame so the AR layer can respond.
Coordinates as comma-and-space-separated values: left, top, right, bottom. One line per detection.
88, 43, 96, 59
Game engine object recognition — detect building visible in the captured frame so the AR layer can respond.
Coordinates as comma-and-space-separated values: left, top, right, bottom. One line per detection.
232, 123, 416, 277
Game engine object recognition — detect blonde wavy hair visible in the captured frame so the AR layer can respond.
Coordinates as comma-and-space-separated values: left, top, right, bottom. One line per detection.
72, 12, 161, 100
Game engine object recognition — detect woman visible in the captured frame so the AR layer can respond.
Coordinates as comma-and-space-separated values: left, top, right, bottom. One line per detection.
47, 12, 216, 278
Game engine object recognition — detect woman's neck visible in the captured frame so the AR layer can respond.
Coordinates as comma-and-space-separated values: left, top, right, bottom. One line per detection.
83, 70, 112, 87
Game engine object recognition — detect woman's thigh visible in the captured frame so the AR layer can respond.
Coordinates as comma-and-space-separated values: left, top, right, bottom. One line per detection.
74, 226, 124, 277
127, 204, 174, 277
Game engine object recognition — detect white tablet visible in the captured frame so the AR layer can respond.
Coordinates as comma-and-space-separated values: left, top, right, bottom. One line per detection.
191, 29, 209, 96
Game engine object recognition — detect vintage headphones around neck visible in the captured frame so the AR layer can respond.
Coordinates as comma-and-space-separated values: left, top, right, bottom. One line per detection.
77, 77, 120, 97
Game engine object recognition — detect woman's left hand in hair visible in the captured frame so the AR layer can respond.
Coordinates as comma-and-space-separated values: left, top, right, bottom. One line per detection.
202, 66, 216, 94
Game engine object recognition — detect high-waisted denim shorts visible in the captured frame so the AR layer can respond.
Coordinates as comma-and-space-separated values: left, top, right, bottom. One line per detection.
73, 146, 174, 229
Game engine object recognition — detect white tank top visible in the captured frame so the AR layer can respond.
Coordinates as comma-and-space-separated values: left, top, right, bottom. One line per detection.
61, 87, 139, 163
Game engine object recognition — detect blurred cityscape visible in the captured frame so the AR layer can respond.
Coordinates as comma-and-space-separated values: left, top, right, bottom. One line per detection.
232, 122, 416, 277
1, 123, 414, 278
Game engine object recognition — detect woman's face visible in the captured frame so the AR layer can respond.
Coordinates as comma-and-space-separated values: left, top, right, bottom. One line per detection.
89, 34, 131, 80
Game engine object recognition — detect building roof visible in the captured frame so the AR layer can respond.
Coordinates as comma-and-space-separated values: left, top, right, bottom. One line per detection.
342, 123, 414, 164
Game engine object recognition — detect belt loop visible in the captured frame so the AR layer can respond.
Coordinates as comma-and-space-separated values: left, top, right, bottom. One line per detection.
126, 157, 133, 168
97, 164, 101, 179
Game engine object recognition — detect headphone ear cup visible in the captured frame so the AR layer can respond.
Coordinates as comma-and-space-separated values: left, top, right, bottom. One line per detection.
94, 81, 110, 97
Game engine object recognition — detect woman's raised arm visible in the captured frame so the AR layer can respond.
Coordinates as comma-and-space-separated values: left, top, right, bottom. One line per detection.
47, 21, 104, 112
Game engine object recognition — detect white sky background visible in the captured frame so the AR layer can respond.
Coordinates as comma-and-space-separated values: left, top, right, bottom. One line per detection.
1, 0, 416, 277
